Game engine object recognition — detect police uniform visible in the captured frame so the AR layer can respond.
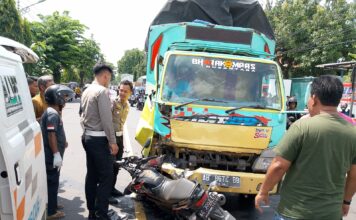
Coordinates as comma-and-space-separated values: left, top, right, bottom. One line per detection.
80, 81, 116, 218
111, 97, 129, 191
40, 107, 66, 216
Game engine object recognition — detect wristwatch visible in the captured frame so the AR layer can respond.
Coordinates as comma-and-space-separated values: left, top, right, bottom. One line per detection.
343, 200, 352, 205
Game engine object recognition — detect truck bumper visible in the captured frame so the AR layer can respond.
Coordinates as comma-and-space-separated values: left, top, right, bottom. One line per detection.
161, 163, 278, 195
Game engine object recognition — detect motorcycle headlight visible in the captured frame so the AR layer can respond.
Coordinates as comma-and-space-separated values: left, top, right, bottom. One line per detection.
252, 148, 276, 173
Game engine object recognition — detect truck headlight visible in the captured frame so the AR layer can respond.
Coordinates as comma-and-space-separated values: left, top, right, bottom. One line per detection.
252, 148, 276, 173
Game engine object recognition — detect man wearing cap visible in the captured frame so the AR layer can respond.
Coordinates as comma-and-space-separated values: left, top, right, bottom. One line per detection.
80, 63, 119, 220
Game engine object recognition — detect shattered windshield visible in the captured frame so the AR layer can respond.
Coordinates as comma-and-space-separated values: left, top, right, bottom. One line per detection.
161, 54, 282, 110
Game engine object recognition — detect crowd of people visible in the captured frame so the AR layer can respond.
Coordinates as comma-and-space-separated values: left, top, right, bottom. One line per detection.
27, 63, 132, 220
27, 67, 356, 220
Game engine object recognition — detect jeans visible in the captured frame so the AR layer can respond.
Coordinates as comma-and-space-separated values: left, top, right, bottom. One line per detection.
82, 135, 113, 217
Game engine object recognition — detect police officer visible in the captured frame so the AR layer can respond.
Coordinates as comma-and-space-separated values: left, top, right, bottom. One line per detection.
80, 63, 119, 220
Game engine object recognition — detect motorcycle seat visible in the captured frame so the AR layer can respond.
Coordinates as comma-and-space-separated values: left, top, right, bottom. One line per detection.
160, 178, 196, 201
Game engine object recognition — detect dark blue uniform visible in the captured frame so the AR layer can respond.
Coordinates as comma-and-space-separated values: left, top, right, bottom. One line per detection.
40, 107, 66, 216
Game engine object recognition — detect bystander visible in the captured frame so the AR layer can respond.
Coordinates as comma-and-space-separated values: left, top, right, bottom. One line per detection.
255, 75, 356, 219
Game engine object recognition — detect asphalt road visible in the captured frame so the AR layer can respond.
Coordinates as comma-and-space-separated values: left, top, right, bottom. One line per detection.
59, 101, 356, 220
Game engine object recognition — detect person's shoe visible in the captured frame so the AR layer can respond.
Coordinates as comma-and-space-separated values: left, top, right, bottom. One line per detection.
47, 210, 65, 219
108, 209, 128, 220
57, 204, 64, 210
111, 188, 124, 197
95, 214, 110, 220
108, 196, 119, 205
95, 213, 111, 220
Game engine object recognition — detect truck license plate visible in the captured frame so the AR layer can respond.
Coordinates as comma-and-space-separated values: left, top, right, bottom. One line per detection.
202, 174, 240, 187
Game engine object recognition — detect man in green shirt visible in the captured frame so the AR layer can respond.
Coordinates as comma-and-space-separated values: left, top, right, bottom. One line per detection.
255, 75, 356, 219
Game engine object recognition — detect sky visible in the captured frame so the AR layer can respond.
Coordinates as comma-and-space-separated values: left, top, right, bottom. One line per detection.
21, 0, 168, 65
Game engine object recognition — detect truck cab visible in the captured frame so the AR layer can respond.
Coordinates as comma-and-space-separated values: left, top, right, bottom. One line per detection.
136, 22, 285, 194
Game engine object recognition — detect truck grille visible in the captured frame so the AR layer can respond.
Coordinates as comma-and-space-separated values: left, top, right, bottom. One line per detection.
161, 146, 256, 172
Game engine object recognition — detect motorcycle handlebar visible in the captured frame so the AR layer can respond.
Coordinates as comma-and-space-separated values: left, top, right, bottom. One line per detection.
115, 155, 165, 172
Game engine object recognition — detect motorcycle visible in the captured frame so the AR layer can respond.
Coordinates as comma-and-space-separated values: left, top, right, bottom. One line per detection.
117, 155, 235, 220
129, 94, 137, 107
136, 94, 145, 111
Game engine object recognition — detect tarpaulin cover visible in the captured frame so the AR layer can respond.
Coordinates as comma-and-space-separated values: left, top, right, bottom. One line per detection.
146, 0, 275, 50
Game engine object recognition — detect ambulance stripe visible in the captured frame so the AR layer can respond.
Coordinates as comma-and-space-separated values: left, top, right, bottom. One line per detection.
16, 197, 25, 220
18, 120, 29, 131
31, 173, 38, 198
14, 189, 17, 207
25, 166, 32, 192
34, 133, 42, 158
23, 129, 34, 146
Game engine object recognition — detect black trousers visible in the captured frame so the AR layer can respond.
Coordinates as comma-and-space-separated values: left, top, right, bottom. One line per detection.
82, 135, 113, 217
112, 135, 124, 190
46, 168, 60, 216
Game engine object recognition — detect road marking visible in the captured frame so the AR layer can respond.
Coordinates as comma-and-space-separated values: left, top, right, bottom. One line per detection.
124, 123, 134, 156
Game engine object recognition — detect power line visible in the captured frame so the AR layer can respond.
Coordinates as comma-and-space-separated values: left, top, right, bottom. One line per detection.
278, 18, 354, 40
19, 0, 46, 15
282, 39, 356, 54
273, 14, 355, 39
277, 26, 355, 47
278, 27, 354, 52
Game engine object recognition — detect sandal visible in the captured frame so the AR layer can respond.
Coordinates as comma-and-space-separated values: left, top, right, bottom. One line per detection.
47, 210, 65, 219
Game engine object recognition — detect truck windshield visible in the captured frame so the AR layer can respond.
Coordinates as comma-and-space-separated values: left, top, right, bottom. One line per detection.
161, 54, 282, 109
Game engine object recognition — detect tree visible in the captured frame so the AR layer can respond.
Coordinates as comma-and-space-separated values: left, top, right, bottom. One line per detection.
61, 68, 79, 82
117, 49, 146, 81
0, 0, 24, 43
266, 0, 356, 78
29, 40, 53, 76
76, 38, 103, 86
31, 11, 86, 83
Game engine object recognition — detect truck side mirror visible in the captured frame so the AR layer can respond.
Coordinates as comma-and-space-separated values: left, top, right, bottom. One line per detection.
144, 138, 152, 149
155, 56, 163, 88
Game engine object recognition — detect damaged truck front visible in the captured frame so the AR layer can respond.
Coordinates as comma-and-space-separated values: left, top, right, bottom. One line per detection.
136, 0, 285, 195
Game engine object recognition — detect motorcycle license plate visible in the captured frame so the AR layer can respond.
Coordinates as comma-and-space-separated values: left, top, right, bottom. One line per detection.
202, 174, 240, 187
198, 193, 219, 219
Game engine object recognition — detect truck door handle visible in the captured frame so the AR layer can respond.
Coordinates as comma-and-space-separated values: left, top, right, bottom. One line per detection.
14, 162, 21, 185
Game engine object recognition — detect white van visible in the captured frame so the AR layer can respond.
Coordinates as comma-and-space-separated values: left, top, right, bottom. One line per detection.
0, 37, 47, 220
